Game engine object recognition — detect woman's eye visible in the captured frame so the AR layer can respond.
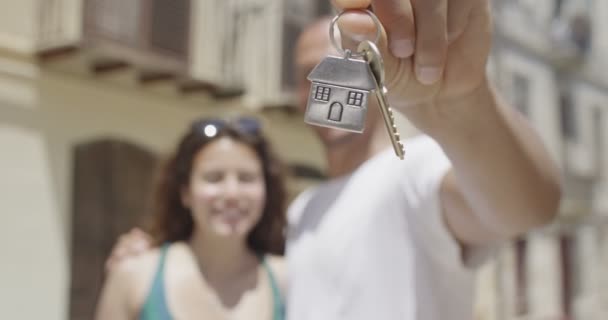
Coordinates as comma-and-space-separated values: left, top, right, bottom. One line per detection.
201, 171, 223, 183
239, 172, 259, 183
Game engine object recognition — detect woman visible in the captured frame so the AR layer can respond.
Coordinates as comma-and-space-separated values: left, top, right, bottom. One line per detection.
95, 117, 287, 320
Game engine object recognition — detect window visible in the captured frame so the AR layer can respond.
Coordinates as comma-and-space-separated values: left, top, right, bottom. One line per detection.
347, 91, 364, 107
314, 86, 331, 102
560, 94, 578, 141
593, 107, 604, 175
555, 0, 593, 19
281, 20, 301, 91
281, 0, 335, 92
514, 238, 529, 316
149, 0, 191, 56
560, 234, 578, 319
554, 0, 565, 18
550, 0, 592, 53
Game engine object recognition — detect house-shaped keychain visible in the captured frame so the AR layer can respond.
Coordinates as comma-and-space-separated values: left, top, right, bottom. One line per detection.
304, 53, 376, 133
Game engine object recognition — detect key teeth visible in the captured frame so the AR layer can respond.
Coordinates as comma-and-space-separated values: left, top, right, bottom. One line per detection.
373, 87, 404, 159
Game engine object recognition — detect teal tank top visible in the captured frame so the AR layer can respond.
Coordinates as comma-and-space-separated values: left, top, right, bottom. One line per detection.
139, 243, 285, 320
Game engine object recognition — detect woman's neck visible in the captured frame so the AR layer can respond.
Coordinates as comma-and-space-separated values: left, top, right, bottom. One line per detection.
326, 120, 391, 178
188, 230, 259, 285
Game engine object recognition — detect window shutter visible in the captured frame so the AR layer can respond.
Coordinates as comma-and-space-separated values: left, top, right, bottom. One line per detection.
148, 0, 191, 58
85, 0, 142, 45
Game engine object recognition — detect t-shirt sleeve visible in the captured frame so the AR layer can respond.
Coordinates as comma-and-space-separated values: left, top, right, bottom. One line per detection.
287, 187, 315, 229
395, 135, 468, 271
285, 187, 317, 254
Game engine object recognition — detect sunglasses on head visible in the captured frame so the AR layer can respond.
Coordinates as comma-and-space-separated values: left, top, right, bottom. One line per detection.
191, 116, 262, 138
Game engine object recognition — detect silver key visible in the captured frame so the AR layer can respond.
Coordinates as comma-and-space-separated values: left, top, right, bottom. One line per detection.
358, 40, 405, 159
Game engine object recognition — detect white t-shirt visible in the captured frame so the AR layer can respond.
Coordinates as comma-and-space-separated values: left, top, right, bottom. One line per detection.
286, 135, 475, 320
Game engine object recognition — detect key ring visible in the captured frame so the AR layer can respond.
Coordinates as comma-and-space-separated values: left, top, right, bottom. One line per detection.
329, 9, 382, 58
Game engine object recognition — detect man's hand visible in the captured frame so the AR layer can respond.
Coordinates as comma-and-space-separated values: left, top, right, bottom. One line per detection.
105, 228, 153, 272
333, 0, 492, 129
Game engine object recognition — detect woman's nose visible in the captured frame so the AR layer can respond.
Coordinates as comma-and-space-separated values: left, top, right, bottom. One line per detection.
221, 175, 241, 200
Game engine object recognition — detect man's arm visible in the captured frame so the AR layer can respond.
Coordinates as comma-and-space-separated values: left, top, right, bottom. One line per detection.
332, 0, 562, 248
431, 82, 561, 247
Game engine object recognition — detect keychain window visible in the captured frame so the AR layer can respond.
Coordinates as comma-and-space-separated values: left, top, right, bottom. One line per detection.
314, 86, 331, 102
347, 91, 363, 106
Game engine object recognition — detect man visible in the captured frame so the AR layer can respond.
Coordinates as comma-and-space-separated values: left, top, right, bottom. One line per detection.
109, 1, 561, 319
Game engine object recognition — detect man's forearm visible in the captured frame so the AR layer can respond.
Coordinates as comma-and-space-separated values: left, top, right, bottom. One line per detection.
414, 80, 562, 237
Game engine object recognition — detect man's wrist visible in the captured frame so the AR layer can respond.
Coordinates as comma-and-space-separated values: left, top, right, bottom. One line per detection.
405, 79, 499, 142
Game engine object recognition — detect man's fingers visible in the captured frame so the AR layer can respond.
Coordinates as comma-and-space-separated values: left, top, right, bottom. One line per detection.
129, 227, 148, 238
334, 8, 409, 94
131, 239, 151, 254
334, 0, 415, 58
336, 11, 382, 53
332, 0, 448, 85
130, 227, 153, 243
105, 258, 116, 272
371, 0, 415, 58
448, 0, 474, 43
122, 228, 152, 254
412, 0, 448, 85
104, 228, 153, 273
332, 0, 372, 9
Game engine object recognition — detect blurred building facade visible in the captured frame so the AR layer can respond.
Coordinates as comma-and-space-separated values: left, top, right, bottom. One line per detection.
1, 0, 606, 320
475, 0, 608, 319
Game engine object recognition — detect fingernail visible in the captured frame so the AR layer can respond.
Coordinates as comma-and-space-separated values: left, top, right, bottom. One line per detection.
391, 39, 414, 58
448, 30, 463, 44
416, 66, 442, 85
